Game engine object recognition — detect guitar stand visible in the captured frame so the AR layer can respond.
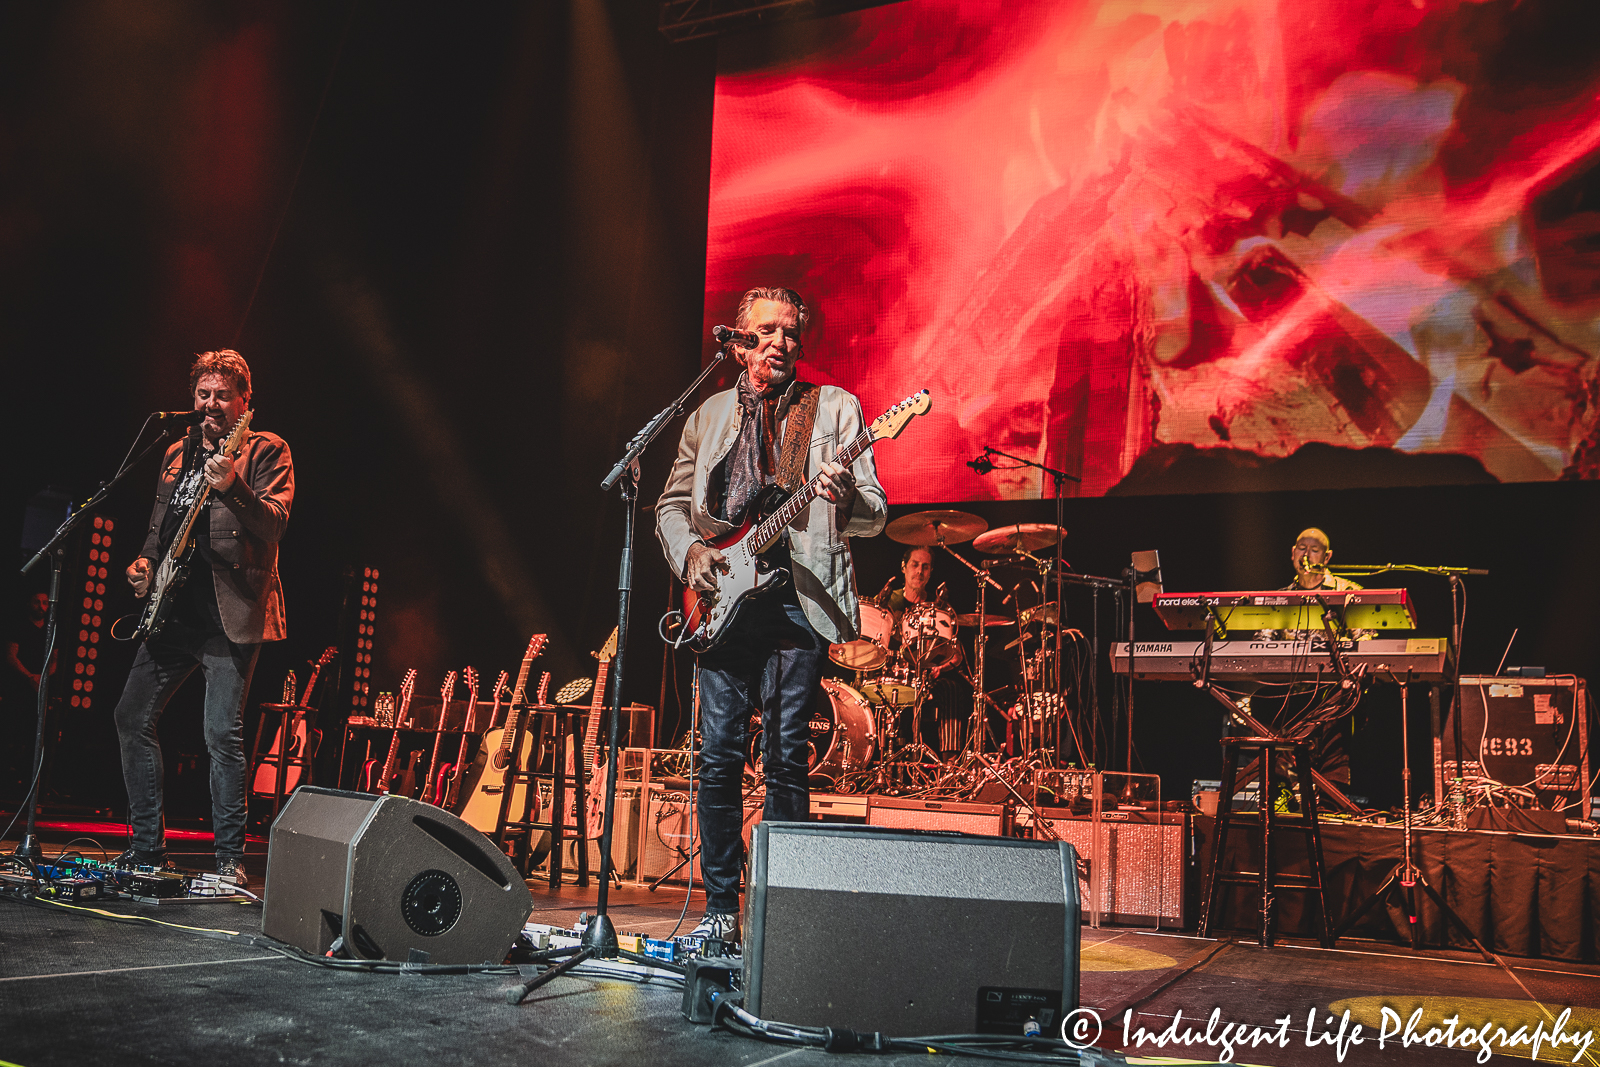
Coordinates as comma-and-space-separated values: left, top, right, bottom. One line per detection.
249, 702, 318, 821
497, 705, 599, 888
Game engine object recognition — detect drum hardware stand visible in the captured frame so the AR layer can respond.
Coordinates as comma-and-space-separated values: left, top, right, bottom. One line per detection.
509, 343, 727, 1004
15, 415, 186, 862
1330, 668, 1493, 961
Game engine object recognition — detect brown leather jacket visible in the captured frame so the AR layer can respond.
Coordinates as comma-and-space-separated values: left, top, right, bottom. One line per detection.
138, 430, 294, 644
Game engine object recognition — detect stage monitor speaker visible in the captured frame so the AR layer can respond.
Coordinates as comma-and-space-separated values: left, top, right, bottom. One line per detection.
1440, 676, 1589, 813
262, 786, 533, 964
745, 822, 1080, 1036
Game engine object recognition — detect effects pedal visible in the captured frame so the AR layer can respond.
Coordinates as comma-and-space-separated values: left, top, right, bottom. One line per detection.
38, 878, 102, 902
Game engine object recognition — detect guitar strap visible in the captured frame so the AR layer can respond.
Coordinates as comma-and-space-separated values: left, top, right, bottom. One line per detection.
775, 382, 821, 493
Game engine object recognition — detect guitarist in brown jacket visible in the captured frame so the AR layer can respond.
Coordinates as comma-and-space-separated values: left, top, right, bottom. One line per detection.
111, 350, 294, 889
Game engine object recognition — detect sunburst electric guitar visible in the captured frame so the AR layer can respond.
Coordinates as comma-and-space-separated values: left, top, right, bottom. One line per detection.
459, 634, 548, 833
433, 666, 484, 810
681, 390, 930, 652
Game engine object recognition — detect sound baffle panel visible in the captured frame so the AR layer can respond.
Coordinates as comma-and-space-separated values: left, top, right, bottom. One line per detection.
745, 822, 1080, 1036
262, 786, 533, 964
1440, 676, 1590, 813
1036, 810, 1187, 927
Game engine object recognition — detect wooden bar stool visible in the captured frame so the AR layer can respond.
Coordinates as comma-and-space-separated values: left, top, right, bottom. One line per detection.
1199, 735, 1333, 947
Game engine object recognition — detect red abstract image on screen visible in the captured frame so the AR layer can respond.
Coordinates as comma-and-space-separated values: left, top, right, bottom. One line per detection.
703, 0, 1600, 501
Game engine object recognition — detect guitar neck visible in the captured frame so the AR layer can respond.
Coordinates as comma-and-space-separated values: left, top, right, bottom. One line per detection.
751, 428, 873, 548
583, 663, 611, 765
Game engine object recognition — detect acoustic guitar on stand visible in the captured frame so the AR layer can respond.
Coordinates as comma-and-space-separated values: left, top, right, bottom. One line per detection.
459, 634, 548, 832
251, 645, 335, 796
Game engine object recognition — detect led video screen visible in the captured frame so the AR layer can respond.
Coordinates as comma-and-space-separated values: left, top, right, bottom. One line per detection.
704, 0, 1600, 501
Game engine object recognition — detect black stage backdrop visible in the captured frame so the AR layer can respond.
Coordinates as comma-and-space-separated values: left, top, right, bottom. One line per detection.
1, 2, 1595, 816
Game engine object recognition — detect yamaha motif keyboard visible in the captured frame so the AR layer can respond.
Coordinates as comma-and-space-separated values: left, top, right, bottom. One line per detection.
1152, 588, 1417, 632
1111, 638, 1450, 682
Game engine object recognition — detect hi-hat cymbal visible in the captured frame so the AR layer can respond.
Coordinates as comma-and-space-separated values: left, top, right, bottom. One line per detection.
885, 510, 988, 547
972, 523, 1067, 555
1019, 602, 1060, 626
955, 613, 1013, 628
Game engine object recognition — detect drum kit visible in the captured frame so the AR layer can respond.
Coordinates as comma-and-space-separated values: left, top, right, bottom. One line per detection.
805, 509, 1076, 795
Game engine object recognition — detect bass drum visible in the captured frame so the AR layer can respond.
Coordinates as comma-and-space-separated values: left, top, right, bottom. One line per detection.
747, 678, 877, 775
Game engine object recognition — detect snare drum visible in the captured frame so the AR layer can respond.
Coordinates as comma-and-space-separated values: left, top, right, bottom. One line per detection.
747, 678, 876, 772
827, 602, 892, 671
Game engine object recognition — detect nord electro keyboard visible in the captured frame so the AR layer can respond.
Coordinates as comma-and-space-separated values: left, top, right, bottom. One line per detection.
1110, 638, 1450, 682
1152, 588, 1418, 632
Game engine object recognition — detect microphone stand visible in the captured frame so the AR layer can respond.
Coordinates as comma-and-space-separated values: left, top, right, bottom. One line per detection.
15, 418, 184, 862
972, 446, 1082, 764
508, 346, 727, 1004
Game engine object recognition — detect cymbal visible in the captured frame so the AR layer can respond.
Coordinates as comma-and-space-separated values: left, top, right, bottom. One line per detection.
885, 510, 988, 547
972, 522, 1066, 555
1019, 602, 1060, 626
955, 613, 1013, 628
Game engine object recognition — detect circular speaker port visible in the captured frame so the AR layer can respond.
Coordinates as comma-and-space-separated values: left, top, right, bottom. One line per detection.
401, 869, 462, 936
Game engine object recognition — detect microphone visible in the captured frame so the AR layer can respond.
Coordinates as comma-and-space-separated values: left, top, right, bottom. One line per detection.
712, 325, 759, 347
152, 411, 206, 425
967, 454, 994, 475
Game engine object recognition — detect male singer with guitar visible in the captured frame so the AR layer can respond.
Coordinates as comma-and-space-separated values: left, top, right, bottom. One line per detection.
656, 288, 887, 942
112, 351, 293, 888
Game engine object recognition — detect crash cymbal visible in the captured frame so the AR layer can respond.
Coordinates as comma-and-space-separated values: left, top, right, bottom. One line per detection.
972, 522, 1066, 555
955, 613, 1013, 628
1019, 602, 1060, 626
885, 510, 988, 547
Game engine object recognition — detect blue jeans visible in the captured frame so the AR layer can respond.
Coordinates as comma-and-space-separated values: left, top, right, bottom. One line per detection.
113, 631, 261, 856
696, 590, 824, 911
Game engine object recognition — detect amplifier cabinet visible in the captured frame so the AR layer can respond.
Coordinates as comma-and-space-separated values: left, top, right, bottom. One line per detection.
746, 823, 1080, 1036
636, 784, 763, 885
1440, 676, 1589, 813
866, 795, 1005, 835
531, 785, 640, 881
1033, 809, 1187, 928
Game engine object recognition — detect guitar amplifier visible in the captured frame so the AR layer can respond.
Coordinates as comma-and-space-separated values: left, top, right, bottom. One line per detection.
867, 795, 1006, 835
1032, 809, 1188, 927
531, 785, 641, 880
637, 784, 763, 885
1439, 676, 1589, 813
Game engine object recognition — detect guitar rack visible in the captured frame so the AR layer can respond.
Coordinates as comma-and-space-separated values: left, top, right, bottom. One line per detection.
493, 704, 602, 888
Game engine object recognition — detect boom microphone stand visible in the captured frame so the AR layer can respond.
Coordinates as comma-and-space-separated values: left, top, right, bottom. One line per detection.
508, 342, 728, 1004
14, 416, 188, 862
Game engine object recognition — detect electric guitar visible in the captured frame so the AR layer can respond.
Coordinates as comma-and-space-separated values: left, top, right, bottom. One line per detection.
434, 666, 485, 809
252, 645, 335, 796
570, 629, 618, 838
459, 634, 548, 832
681, 390, 930, 652
370, 669, 417, 795
132, 410, 255, 643
419, 669, 457, 805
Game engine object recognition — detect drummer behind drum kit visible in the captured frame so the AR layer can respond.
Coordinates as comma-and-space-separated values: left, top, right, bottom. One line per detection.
809, 510, 1074, 796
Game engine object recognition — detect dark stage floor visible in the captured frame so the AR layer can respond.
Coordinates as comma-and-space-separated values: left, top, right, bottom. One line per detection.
4, 827, 1600, 1067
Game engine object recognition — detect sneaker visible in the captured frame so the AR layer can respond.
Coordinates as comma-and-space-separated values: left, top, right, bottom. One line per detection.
112, 847, 167, 870
690, 910, 740, 944
215, 856, 248, 889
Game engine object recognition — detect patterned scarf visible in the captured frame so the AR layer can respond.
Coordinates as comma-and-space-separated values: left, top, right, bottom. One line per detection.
722, 372, 781, 525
